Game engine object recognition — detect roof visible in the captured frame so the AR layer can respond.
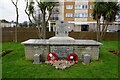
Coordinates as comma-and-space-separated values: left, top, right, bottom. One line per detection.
0, 19, 10, 23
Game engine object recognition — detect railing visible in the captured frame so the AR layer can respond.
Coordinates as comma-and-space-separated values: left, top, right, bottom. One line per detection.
50, 17, 59, 20
52, 9, 59, 12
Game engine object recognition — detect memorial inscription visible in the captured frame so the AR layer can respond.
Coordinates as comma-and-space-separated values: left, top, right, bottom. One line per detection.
50, 46, 73, 59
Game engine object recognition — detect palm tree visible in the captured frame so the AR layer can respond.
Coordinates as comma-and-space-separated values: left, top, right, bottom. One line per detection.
100, 2, 120, 40
37, 1, 56, 39
92, 2, 120, 41
92, 2, 104, 41
25, 0, 56, 39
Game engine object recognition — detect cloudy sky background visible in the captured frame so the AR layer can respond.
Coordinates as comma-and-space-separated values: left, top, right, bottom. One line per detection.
0, 0, 120, 23
0, 0, 28, 23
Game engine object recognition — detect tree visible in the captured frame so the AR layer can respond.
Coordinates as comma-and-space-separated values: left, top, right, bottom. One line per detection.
25, 0, 33, 24
22, 21, 28, 27
36, 0, 56, 39
25, 0, 43, 38
25, 0, 56, 39
11, 0, 19, 42
92, 1, 120, 41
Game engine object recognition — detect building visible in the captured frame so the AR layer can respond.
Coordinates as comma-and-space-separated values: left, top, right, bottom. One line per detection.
11, 21, 16, 27
0, 19, 20, 27
0, 19, 11, 27
48, 0, 119, 32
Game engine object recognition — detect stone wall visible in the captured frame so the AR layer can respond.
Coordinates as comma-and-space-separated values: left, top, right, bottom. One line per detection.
24, 45, 99, 61
24, 45, 49, 61
74, 46, 99, 60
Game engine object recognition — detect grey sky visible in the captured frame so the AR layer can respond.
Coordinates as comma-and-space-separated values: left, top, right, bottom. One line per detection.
0, 0, 28, 23
0, 0, 119, 23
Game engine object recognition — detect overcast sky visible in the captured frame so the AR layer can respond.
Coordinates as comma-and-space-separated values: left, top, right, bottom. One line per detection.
0, 0, 120, 23
0, 0, 28, 23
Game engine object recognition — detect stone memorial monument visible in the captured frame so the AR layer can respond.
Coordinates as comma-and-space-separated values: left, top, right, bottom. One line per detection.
49, 21, 75, 59
21, 20, 102, 61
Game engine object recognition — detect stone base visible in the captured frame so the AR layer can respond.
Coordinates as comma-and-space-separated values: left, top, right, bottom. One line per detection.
22, 39, 102, 61
49, 36, 75, 43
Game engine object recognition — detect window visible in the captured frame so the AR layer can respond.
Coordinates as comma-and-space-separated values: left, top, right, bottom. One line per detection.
82, 5, 84, 9
54, 6, 59, 9
66, 5, 73, 9
85, 5, 88, 9
81, 13, 88, 17
50, 14, 59, 20
51, 14, 58, 17
54, 14, 58, 17
81, 5, 88, 9
85, 13, 88, 17
90, 5, 94, 9
82, 13, 84, 17
66, 0, 72, 1
75, 5, 81, 9
75, 13, 80, 17
90, 13, 92, 17
80, 14, 82, 17
66, 13, 72, 17
51, 14, 54, 17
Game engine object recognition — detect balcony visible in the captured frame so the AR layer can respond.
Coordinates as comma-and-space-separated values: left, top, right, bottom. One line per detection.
49, 17, 59, 20
52, 9, 59, 12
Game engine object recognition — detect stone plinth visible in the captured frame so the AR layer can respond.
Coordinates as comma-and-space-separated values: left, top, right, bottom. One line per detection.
82, 54, 91, 64
21, 39, 102, 61
33, 54, 42, 64
49, 36, 75, 43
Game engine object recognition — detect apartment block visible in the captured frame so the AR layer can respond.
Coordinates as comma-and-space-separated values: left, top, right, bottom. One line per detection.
48, 0, 119, 32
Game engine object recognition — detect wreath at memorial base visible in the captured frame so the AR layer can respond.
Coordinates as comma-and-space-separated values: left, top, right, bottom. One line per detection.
47, 52, 58, 61
67, 53, 78, 61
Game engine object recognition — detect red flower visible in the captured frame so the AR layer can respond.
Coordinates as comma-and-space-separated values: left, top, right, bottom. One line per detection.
47, 52, 58, 61
67, 53, 78, 61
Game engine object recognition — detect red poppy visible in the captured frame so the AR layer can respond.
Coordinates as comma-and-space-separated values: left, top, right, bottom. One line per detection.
47, 52, 58, 61
67, 53, 78, 61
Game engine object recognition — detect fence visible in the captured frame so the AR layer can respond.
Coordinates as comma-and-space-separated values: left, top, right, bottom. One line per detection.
2, 27, 118, 42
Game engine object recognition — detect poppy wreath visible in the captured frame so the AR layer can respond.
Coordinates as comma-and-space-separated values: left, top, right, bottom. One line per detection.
67, 53, 78, 61
47, 52, 58, 61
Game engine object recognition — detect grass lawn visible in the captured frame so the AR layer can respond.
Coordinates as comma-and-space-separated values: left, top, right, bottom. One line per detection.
1, 41, 119, 78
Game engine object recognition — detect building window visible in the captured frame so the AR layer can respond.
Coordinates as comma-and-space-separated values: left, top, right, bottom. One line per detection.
50, 14, 59, 20
66, 0, 72, 1
51, 14, 54, 17
54, 14, 58, 17
81, 5, 88, 9
81, 13, 88, 17
85, 5, 88, 9
75, 5, 81, 9
54, 6, 59, 9
90, 13, 92, 17
75, 13, 80, 17
66, 13, 73, 17
90, 5, 94, 9
82, 5, 84, 9
66, 5, 73, 9
85, 13, 88, 17
50, 14, 58, 18
80, 14, 82, 17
